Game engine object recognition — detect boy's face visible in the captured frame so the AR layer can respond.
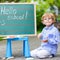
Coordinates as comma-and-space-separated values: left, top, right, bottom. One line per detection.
42, 17, 54, 27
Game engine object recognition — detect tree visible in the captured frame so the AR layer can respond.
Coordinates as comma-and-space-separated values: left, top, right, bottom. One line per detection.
54, 0, 60, 9
0, 0, 6, 2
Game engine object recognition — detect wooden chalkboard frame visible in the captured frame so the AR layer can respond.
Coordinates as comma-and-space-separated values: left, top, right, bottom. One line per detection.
0, 3, 36, 36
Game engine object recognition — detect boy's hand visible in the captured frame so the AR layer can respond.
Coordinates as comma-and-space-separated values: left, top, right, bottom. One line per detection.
42, 40, 48, 42
37, 33, 42, 38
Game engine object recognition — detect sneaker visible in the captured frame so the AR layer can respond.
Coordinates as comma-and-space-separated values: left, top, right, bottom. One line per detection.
25, 57, 34, 60
2, 56, 14, 60
49, 54, 55, 58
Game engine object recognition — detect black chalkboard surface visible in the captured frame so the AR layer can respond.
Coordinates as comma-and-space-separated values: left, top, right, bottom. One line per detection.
0, 3, 36, 36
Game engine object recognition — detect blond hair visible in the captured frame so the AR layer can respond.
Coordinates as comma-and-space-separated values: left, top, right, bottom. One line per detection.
41, 13, 56, 23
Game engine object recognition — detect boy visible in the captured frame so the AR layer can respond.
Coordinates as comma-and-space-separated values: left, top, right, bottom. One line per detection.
30, 13, 60, 59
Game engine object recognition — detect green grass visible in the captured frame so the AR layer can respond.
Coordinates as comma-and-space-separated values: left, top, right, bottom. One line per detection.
0, 36, 5, 41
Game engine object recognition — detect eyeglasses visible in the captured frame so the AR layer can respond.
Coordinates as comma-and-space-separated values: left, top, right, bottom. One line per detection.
43, 18, 52, 21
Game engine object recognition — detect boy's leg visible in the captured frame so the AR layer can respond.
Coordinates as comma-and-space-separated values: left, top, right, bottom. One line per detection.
36, 49, 51, 58
30, 49, 38, 58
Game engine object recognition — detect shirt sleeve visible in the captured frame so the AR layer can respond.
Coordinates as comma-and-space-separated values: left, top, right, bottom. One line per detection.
48, 30, 60, 44
40, 28, 47, 40
40, 28, 46, 40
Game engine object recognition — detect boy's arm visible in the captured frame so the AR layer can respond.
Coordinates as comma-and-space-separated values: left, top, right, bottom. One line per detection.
38, 33, 42, 39
38, 33, 48, 43
38, 27, 48, 43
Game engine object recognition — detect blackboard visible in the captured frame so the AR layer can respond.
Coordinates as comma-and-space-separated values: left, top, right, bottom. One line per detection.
0, 3, 36, 36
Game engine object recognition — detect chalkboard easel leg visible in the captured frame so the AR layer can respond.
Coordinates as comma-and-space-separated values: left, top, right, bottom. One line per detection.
23, 37, 31, 58
6, 39, 12, 58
